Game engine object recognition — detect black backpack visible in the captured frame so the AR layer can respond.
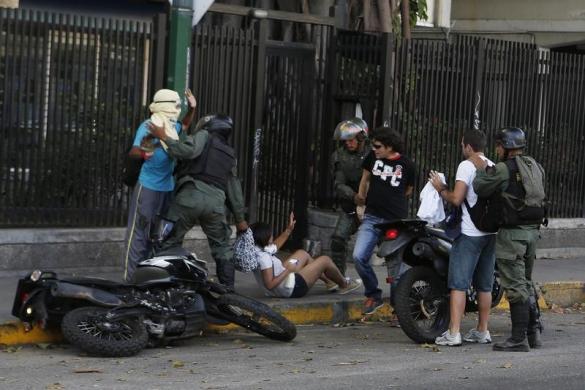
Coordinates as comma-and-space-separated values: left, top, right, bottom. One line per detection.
121, 143, 144, 188
464, 195, 504, 233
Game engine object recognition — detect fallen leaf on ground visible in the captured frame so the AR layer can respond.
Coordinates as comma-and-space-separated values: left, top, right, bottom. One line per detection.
499, 362, 513, 369
46, 384, 64, 390
172, 360, 185, 368
36, 343, 52, 350
551, 304, 565, 314
73, 369, 103, 374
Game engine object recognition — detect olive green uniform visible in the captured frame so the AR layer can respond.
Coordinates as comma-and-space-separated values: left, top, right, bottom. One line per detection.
329, 142, 369, 275
474, 161, 540, 304
161, 130, 246, 288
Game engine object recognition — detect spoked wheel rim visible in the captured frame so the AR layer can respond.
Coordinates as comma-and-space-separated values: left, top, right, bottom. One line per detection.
407, 280, 446, 332
76, 315, 136, 342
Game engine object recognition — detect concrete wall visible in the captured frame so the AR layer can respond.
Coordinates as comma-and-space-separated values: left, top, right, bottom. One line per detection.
0, 214, 584, 275
450, 0, 585, 47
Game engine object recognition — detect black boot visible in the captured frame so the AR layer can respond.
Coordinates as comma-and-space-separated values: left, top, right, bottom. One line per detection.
527, 295, 543, 348
493, 300, 530, 352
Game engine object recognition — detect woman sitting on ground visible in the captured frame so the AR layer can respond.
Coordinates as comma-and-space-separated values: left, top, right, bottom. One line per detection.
251, 213, 362, 299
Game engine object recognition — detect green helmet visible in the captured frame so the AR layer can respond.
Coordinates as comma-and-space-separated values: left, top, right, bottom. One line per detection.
495, 127, 526, 149
333, 117, 368, 141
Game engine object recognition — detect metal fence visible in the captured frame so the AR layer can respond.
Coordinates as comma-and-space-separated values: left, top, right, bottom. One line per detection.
0, 8, 156, 227
1, 6, 584, 229
334, 32, 585, 218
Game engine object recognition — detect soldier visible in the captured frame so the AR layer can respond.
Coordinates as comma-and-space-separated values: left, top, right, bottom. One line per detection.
329, 118, 370, 278
148, 114, 248, 291
471, 127, 546, 352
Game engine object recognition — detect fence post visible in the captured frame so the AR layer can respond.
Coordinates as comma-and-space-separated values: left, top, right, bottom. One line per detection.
472, 39, 486, 129
151, 13, 167, 93
252, 18, 268, 131
380, 32, 395, 127
166, 0, 193, 99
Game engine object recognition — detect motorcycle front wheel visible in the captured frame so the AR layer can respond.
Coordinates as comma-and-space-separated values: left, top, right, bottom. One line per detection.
213, 294, 296, 342
61, 306, 148, 357
393, 266, 449, 344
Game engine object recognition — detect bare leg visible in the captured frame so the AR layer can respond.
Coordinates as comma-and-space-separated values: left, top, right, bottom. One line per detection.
449, 290, 466, 335
476, 291, 492, 332
288, 250, 334, 285
297, 256, 348, 289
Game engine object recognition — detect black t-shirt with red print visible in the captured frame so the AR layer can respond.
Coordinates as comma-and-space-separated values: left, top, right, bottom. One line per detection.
362, 151, 416, 221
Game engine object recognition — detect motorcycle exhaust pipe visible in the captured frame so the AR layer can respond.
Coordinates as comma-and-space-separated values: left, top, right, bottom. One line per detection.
412, 242, 435, 260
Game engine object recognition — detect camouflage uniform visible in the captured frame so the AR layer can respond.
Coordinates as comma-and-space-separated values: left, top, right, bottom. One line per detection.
161, 130, 246, 289
329, 141, 370, 275
474, 160, 541, 304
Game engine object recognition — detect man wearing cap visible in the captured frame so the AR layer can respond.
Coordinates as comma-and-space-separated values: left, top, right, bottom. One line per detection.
148, 114, 248, 291
329, 117, 370, 279
123, 89, 196, 282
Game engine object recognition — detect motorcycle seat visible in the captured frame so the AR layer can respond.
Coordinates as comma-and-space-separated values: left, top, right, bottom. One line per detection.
60, 277, 130, 288
426, 227, 454, 243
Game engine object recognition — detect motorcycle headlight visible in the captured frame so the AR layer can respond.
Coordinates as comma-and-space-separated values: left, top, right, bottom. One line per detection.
30, 270, 42, 282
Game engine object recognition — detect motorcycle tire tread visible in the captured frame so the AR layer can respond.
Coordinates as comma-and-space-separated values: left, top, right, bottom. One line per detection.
214, 293, 297, 342
61, 306, 149, 357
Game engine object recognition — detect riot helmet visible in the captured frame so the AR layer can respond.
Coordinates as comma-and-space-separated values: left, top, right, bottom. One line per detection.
193, 114, 233, 140
495, 127, 526, 149
333, 117, 369, 141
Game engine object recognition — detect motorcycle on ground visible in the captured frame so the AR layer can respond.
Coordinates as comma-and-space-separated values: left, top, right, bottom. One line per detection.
12, 247, 296, 357
377, 219, 503, 344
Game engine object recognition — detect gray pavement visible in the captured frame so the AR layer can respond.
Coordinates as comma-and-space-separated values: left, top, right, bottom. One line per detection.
1, 257, 584, 324
1, 312, 584, 389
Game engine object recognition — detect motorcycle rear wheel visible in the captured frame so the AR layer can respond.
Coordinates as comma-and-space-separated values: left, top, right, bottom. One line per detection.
214, 294, 296, 341
394, 266, 449, 344
61, 306, 148, 357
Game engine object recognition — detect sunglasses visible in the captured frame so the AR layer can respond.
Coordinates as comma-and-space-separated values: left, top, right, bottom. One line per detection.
372, 143, 384, 149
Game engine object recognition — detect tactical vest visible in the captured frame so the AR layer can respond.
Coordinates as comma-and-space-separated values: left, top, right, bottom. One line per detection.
502, 157, 546, 226
334, 143, 370, 213
176, 133, 236, 192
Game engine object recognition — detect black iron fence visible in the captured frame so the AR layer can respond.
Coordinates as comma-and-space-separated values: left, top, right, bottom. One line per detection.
1, 5, 584, 229
0, 8, 157, 227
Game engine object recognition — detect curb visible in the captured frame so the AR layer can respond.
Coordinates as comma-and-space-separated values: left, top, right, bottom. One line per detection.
2, 281, 584, 347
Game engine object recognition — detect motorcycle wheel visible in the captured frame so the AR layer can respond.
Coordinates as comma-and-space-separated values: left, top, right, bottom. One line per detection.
213, 294, 296, 342
465, 272, 504, 312
61, 306, 148, 357
394, 266, 449, 344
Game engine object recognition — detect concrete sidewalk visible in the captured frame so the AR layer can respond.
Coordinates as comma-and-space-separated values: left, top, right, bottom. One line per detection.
1, 258, 584, 346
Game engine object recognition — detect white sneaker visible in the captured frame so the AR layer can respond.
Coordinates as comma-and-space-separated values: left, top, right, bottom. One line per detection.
463, 329, 492, 344
435, 330, 462, 346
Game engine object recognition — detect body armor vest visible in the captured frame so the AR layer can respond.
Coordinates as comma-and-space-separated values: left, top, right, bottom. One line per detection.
177, 133, 235, 192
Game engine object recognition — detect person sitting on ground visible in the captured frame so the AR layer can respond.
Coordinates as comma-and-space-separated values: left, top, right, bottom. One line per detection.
251, 213, 362, 299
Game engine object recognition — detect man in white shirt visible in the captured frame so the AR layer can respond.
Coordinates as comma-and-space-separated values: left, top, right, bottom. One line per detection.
429, 129, 497, 346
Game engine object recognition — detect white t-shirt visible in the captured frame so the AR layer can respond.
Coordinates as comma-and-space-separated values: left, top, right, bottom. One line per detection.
456, 156, 496, 237
253, 249, 294, 298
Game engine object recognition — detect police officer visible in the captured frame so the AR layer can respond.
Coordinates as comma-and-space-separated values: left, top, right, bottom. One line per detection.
148, 114, 248, 291
471, 127, 545, 352
329, 118, 370, 277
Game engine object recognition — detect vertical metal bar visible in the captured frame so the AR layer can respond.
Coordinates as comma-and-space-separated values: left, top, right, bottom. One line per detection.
252, 19, 267, 132
151, 13, 166, 93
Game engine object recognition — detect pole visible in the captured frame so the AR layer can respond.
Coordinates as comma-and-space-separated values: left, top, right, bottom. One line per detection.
166, 0, 194, 112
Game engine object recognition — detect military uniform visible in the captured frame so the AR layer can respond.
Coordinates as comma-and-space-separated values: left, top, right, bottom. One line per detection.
161, 130, 246, 289
329, 141, 370, 275
474, 155, 545, 350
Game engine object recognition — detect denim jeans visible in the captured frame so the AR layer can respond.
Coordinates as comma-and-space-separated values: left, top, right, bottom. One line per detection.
448, 233, 496, 292
352, 213, 390, 300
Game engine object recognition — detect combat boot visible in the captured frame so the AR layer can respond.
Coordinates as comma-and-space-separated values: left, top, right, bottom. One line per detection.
493, 300, 530, 352
527, 295, 543, 348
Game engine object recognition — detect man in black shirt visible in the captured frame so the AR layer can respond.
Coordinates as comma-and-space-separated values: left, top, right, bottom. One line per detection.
354, 127, 416, 315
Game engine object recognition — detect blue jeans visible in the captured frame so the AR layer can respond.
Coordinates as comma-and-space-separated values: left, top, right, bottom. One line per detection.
448, 233, 496, 292
352, 213, 389, 300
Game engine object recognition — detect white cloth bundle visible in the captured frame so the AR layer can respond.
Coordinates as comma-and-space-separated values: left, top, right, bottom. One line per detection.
417, 172, 446, 224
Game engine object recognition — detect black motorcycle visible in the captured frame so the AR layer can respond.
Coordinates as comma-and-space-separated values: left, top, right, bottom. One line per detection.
377, 219, 503, 344
12, 249, 296, 357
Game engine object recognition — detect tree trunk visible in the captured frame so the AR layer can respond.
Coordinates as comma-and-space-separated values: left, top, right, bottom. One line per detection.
377, 0, 393, 33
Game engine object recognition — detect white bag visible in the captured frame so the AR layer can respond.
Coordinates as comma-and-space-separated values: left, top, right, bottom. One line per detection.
417, 173, 446, 225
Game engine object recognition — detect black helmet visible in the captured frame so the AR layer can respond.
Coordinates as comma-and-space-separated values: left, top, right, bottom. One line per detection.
495, 127, 526, 149
194, 113, 233, 133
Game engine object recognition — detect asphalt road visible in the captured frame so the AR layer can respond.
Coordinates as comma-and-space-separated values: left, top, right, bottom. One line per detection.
1, 311, 584, 390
